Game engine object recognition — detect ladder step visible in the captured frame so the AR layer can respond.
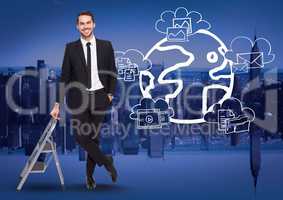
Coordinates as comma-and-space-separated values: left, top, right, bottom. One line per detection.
42, 143, 54, 153
31, 162, 47, 173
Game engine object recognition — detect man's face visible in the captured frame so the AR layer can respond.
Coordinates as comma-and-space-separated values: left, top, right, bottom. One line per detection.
76, 15, 95, 38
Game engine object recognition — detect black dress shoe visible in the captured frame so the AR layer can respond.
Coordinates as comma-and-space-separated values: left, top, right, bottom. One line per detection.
105, 162, 117, 183
86, 176, 96, 190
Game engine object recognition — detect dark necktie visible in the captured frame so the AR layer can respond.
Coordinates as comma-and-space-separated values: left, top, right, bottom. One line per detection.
86, 42, 91, 88
86, 42, 91, 68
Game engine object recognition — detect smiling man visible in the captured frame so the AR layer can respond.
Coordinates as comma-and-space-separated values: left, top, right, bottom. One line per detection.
50, 11, 118, 190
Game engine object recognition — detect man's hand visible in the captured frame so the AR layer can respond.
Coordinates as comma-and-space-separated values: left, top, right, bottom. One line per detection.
108, 95, 113, 102
50, 102, 60, 120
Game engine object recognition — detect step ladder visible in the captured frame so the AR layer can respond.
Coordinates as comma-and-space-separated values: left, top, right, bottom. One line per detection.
17, 118, 64, 191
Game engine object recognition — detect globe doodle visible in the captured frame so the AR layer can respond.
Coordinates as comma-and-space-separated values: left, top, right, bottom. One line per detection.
139, 29, 235, 124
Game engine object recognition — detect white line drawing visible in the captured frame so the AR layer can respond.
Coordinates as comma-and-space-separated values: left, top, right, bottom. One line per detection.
173, 17, 192, 34
225, 36, 275, 73
139, 29, 234, 124
130, 98, 174, 129
155, 7, 211, 42
115, 49, 152, 82
218, 109, 235, 132
231, 63, 249, 74
137, 108, 162, 129
167, 27, 187, 42
139, 70, 155, 99
204, 97, 255, 134
237, 52, 264, 68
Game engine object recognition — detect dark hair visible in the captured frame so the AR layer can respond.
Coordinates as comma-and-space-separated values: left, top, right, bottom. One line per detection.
76, 11, 95, 24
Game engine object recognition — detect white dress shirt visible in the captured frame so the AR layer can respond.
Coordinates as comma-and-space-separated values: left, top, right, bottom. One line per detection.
80, 35, 104, 91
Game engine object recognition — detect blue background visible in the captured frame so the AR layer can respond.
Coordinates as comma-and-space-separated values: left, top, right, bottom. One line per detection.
0, 0, 282, 199
0, 0, 282, 68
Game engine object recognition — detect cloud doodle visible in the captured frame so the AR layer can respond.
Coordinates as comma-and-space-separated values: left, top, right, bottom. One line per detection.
225, 36, 275, 66
155, 7, 211, 36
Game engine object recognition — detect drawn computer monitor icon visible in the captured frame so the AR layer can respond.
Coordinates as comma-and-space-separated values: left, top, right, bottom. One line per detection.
137, 108, 162, 129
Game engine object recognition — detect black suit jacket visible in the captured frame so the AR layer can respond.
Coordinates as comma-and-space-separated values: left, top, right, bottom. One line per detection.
59, 38, 117, 110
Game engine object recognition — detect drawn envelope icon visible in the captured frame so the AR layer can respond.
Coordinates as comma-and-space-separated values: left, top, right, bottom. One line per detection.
236, 52, 264, 68
232, 62, 249, 74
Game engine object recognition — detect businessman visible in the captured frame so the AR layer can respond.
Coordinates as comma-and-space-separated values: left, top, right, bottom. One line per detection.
50, 11, 118, 190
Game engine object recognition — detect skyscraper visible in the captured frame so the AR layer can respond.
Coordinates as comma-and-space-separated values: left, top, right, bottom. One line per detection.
245, 34, 263, 191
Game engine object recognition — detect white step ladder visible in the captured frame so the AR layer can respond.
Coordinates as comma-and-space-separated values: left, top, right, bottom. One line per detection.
17, 118, 64, 191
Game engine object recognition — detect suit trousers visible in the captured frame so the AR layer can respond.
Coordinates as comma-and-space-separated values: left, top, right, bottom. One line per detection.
71, 88, 111, 177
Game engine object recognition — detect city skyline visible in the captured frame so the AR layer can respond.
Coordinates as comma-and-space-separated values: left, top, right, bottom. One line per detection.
0, 1, 282, 197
